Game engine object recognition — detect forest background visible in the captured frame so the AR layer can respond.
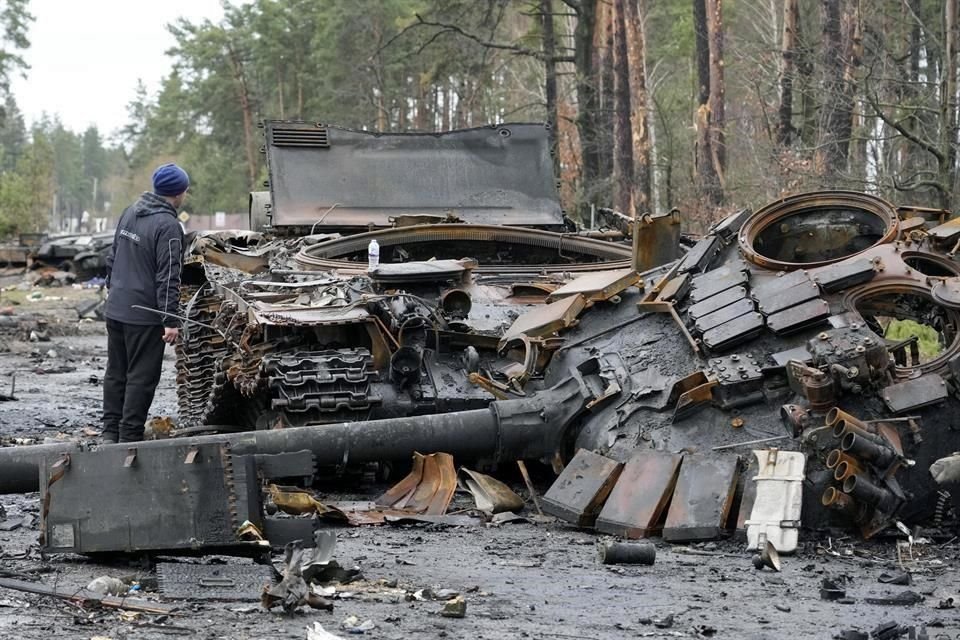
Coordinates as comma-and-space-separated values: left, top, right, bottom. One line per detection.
0, 0, 957, 235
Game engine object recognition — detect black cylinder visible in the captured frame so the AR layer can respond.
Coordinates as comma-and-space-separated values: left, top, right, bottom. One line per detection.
840, 432, 896, 467
598, 541, 656, 565
842, 474, 898, 513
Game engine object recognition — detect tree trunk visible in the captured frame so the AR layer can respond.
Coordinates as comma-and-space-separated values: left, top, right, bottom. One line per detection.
541, 0, 559, 162
777, 0, 798, 146
611, 0, 634, 214
943, 0, 958, 209
574, 0, 600, 213
816, 0, 856, 179
707, 0, 725, 200
596, 0, 615, 185
226, 39, 258, 190
622, 0, 651, 214
693, 0, 723, 207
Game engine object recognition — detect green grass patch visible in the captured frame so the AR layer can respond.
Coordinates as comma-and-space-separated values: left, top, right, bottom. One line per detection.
884, 319, 943, 359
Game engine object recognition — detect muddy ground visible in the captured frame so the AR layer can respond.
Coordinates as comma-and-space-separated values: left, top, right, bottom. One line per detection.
0, 289, 958, 640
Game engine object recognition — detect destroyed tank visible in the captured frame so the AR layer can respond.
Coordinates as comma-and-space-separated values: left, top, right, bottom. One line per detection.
176, 121, 646, 431
3, 121, 959, 546
177, 121, 960, 538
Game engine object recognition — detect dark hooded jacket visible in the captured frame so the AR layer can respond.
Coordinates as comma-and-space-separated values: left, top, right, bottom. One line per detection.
105, 192, 184, 328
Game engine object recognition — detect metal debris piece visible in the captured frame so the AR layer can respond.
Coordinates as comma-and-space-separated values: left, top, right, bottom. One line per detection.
375, 452, 457, 516
663, 455, 740, 542
503, 294, 586, 341
0, 577, 175, 614
656, 273, 691, 303
882, 374, 948, 413
598, 541, 656, 565
546, 268, 641, 304
595, 451, 683, 538
542, 449, 624, 527
458, 468, 524, 514
765, 298, 831, 335
157, 563, 274, 601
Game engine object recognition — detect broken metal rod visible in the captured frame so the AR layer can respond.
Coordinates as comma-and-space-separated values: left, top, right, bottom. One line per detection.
711, 435, 790, 451
516, 460, 544, 516
0, 577, 176, 614
129, 304, 223, 334
861, 416, 921, 424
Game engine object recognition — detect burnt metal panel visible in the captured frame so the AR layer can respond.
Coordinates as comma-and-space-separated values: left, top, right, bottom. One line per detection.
687, 286, 748, 321
677, 235, 721, 274
882, 374, 949, 413
694, 298, 757, 333
40, 443, 262, 555
766, 298, 831, 335
157, 563, 274, 601
689, 269, 750, 303
263, 121, 564, 229
754, 280, 820, 316
709, 354, 765, 408
663, 454, 740, 542
542, 448, 623, 527
813, 258, 877, 293
701, 313, 765, 352
595, 451, 683, 538
546, 269, 641, 304
656, 273, 691, 303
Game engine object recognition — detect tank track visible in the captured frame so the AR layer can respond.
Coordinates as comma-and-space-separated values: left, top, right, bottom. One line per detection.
262, 348, 382, 425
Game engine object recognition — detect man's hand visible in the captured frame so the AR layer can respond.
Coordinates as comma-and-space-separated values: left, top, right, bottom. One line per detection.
162, 327, 179, 344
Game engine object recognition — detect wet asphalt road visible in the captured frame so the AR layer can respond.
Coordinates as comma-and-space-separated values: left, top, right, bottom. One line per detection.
0, 326, 959, 640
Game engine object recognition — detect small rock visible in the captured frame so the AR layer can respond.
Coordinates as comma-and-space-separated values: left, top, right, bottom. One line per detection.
774, 604, 791, 613
440, 596, 466, 618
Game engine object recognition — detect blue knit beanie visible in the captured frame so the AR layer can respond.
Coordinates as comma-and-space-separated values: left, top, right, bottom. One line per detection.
152, 163, 190, 196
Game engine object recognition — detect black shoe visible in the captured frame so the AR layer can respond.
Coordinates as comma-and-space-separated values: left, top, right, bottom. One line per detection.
98, 433, 119, 445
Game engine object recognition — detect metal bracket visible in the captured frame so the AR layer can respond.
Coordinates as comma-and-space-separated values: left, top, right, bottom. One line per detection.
123, 448, 137, 468
184, 446, 200, 465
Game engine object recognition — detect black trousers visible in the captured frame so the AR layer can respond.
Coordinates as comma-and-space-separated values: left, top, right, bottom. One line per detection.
103, 319, 166, 442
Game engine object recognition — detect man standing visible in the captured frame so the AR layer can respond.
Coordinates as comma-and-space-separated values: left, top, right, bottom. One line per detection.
102, 163, 189, 443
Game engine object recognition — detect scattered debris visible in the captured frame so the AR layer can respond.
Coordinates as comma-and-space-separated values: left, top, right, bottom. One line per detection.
0, 577, 174, 614
440, 595, 467, 618
85, 576, 126, 596
597, 541, 656, 565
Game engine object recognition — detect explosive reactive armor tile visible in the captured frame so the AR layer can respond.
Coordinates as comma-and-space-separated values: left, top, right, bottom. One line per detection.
701, 313, 765, 352
765, 298, 831, 335
689, 269, 750, 303
694, 298, 757, 334
687, 286, 749, 321
663, 454, 740, 542
542, 449, 623, 527
595, 451, 683, 538
812, 258, 877, 293
678, 236, 721, 274
754, 280, 820, 316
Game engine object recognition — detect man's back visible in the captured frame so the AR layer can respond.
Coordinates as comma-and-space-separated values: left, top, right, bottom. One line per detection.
105, 191, 184, 327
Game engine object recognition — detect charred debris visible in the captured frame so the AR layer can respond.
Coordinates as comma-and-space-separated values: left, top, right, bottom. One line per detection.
1, 121, 960, 563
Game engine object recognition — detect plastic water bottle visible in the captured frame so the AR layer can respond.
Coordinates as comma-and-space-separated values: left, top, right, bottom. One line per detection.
367, 239, 380, 271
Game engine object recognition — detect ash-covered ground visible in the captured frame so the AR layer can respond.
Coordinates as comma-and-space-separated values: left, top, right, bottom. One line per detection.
0, 291, 958, 640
